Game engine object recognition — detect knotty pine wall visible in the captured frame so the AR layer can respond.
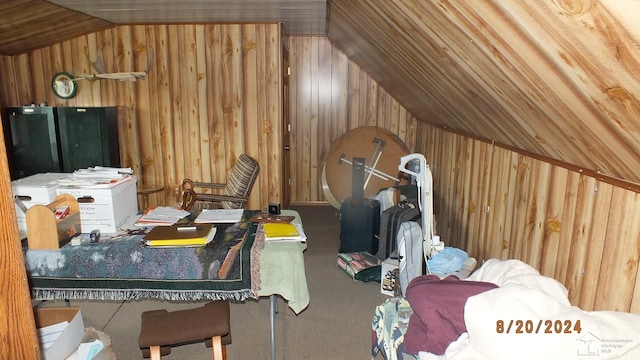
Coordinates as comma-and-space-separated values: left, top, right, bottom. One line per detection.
0, 30, 418, 206
289, 36, 418, 202
0, 27, 637, 313
416, 124, 640, 313
0, 23, 285, 209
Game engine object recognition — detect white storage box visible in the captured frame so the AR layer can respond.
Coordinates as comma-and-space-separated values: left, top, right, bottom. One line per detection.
56, 176, 138, 234
381, 257, 399, 296
34, 307, 85, 360
11, 173, 71, 238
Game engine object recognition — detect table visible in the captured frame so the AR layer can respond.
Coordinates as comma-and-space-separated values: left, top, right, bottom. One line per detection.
252, 210, 309, 359
23, 210, 309, 360
136, 184, 164, 212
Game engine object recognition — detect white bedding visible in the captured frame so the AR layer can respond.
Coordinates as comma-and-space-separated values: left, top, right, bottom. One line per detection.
418, 259, 640, 360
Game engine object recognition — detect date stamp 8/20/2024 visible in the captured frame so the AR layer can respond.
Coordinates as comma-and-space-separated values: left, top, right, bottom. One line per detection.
496, 319, 581, 335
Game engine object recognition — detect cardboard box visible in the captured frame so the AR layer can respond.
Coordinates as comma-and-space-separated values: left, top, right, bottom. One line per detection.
11, 173, 71, 238
56, 176, 138, 234
34, 307, 85, 360
380, 257, 399, 296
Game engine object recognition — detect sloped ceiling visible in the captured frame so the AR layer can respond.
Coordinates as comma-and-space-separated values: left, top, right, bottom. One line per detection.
0, 0, 114, 55
0, 0, 327, 55
328, 0, 640, 186
49, 0, 327, 34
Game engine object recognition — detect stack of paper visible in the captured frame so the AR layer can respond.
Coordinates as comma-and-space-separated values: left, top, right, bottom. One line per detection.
58, 167, 135, 188
135, 206, 191, 227
143, 224, 217, 247
37, 320, 69, 350
73, 166, 133, 178
262, 222, 307, 242
194, 209, 244, 224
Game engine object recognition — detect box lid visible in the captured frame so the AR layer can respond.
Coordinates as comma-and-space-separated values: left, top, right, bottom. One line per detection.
34, 307, 82, 328
12, 173, 70, 192
12, 173, 70, 204
34, 307, 85, 360
56, 176, 136, 197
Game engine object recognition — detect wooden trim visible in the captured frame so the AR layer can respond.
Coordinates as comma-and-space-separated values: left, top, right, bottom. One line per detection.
0, 112, 40, 358
435, 124, 640, 194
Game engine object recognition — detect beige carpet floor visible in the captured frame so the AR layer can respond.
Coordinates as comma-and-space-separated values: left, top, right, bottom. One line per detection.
36, 205, 391, 359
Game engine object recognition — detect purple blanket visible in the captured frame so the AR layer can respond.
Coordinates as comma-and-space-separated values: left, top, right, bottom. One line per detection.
404, 275, 498, 355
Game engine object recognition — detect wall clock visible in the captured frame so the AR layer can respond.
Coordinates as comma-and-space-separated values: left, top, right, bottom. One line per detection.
51, 72, 77, 99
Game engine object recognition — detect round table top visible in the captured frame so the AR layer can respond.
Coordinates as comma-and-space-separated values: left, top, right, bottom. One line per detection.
322, 126, 410, 208
137, 184, 164, 195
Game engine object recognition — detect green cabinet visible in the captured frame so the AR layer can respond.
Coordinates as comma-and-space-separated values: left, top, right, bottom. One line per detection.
3, 107, 120, 180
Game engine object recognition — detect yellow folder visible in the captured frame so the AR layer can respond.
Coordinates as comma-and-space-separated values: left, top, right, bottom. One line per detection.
262, 222, 300, 240
143, 224, 217, 247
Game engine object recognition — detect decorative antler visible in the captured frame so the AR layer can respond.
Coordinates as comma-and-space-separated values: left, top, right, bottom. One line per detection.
74, 49, 154, 82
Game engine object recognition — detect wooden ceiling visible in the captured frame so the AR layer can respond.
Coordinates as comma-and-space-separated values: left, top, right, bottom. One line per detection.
0, 0, 327, 55
3, 0, 640, 186
328, 0, 640, 186
0, 0, 114, 56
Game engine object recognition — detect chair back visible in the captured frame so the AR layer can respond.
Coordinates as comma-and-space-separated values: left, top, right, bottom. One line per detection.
222, 154, 260, 209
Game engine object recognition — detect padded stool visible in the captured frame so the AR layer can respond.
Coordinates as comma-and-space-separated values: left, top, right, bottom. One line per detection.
138, 301, 232, 360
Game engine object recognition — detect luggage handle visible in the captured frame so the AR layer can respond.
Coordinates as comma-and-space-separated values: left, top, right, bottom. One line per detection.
351, 157, 366, 208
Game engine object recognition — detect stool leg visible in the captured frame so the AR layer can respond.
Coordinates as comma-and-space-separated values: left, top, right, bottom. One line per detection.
149, 346, 161, 360
210, 336, 225, 360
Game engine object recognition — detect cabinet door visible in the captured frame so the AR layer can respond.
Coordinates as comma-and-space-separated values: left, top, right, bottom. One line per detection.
3, 107, 61, 179
57, 107, 120, 172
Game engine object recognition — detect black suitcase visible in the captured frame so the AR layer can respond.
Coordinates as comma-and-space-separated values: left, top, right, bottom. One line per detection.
339, 157, 381, 254
376, 200, 420, 260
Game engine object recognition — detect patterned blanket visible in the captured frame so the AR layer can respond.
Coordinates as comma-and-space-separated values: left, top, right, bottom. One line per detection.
24, 210, 259, 301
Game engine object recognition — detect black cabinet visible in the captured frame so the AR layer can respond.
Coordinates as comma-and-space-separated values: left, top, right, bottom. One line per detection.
3, 106, 120, 180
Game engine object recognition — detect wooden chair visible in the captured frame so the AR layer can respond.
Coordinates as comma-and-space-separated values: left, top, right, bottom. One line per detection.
138, 301, 231, 360
181, 153, 260, 211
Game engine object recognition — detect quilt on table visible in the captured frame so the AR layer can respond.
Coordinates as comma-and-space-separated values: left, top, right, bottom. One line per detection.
24, 210, 259, 301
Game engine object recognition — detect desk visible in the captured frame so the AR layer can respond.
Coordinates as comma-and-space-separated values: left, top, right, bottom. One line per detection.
24, 210, 309, 360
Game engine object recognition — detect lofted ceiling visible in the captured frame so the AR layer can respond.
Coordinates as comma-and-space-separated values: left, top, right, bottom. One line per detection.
0, 0, 327, 55
2, 1, 640, 186
328, 0, 640, 186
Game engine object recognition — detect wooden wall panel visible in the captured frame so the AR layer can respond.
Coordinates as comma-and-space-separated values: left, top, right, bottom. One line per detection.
0, 56, 18, 106
263, 26, 283, 204
0, 24, 283, 209
288, 36, 418, 203
417, 122, 640, 313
